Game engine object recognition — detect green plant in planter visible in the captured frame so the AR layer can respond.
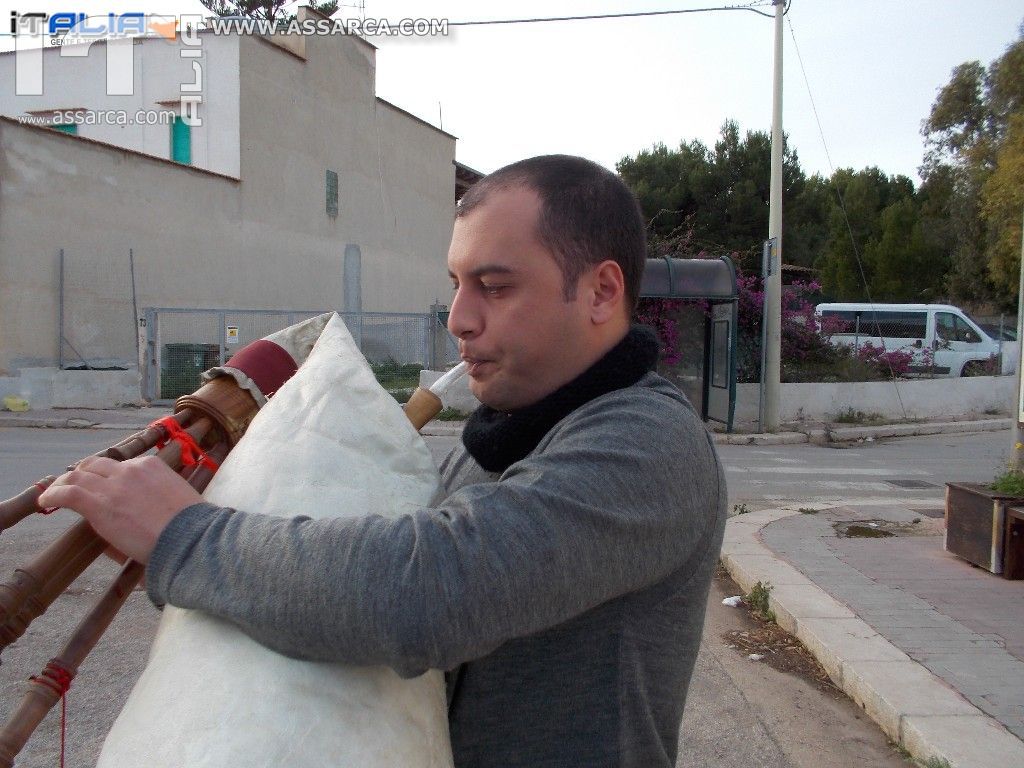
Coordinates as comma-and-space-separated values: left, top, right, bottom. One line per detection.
991, 469, 1024, 496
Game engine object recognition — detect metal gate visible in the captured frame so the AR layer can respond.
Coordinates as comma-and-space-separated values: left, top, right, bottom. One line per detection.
143, 308, 445, 403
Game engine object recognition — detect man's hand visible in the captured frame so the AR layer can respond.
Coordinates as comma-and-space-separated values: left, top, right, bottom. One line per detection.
38, 455, 203, 564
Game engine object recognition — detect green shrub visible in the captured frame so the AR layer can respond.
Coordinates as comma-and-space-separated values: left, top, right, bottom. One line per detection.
370, 361, 423, 390
435, 407, 469, 421
833, 408, 885, 424
746, 581, 775, 622
991, 470, 1024, 496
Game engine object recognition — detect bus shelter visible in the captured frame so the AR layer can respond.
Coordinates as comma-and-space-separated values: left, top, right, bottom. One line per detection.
640, 256, 738, 431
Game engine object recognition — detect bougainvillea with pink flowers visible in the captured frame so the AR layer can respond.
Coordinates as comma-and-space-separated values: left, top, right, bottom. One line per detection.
634, 268, 917, 382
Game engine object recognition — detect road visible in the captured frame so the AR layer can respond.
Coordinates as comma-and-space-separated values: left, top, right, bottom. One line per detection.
720, 430, 1006, 509
429, 429, 1009, 509
2, 425, 1008, 766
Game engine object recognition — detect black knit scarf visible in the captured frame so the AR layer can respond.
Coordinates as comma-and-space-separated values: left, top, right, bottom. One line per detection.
461, 325, 659, 473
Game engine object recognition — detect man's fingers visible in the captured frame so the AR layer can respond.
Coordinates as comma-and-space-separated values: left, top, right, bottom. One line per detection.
74, 455, 123, 477
37, 481, 101, 513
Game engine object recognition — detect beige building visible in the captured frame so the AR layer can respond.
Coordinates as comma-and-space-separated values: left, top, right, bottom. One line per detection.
0, 8, 481, 405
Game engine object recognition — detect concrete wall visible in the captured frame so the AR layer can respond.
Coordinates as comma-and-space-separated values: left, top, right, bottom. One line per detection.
0, 368, 143, 409
0, 119, 244, 374
733, 375, 1015, 426
0, 34, 242, 177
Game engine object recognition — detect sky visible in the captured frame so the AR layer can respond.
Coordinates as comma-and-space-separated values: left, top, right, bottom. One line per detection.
3, 1, 1022, 183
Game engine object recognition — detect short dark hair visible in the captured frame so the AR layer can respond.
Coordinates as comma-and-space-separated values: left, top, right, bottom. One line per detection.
456, 155, 646, 311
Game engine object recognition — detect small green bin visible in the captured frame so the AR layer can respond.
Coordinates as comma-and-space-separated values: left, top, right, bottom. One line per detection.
160, 343, 220, 399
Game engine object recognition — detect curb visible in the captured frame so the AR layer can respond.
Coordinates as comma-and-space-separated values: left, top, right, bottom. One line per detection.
419, 422, 465, 437
815, 417, 1013, 444
712, 417, 1012, 446
720, 506, 1024, 768
0, 416, 166, 430
714, 431, 807, 446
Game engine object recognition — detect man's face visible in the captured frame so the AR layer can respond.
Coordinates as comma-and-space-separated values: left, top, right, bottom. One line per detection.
447, 187, 596, 412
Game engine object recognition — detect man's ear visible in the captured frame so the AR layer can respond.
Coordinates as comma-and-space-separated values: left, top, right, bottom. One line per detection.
587, 260, 626, 325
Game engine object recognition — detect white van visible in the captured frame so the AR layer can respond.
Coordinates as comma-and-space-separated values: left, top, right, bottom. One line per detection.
814, 303, 1006, 377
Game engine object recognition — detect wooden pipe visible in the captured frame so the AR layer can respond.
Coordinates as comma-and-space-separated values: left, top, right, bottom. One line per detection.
0, 433, 227, 766
0, 411, 196, 536
404, 387, 444, 431
0, 477, 57, 534
0, 416, 221, 659
0, 560, 145, 768
0, 520, 102, 633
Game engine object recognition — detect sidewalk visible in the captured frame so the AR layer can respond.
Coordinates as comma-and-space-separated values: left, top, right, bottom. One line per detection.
0, 405, 468, 438
0, 407, 1011, 443
721, 503, 1024, 768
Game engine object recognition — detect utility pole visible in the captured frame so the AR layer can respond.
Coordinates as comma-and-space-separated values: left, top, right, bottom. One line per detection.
1013, 206, 1024, 471
763, 0, 785, 431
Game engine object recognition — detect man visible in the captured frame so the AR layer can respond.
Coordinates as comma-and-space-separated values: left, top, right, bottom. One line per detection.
41, 155, 727, 767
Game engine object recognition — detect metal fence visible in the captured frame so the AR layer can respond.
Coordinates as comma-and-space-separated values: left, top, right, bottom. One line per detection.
144, 308, 461, 403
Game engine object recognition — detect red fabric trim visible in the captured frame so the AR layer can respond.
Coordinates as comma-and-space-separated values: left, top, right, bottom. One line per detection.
223, 339, 298, 399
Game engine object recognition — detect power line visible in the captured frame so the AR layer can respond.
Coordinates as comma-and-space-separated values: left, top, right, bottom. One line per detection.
448, 2, 780, 27
787, 15, 909, 416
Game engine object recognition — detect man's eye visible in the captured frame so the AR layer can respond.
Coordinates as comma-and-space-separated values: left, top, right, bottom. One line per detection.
482, 285, 505, 296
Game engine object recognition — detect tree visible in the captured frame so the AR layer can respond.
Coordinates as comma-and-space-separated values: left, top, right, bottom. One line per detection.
981, 112, 1024, 296
200, 1, 339, 22
814, 167, 931, 301
921, 25, 1024, 306
617, 120, 808, 271
865, 197, 948, 301
616, 140, 713, 243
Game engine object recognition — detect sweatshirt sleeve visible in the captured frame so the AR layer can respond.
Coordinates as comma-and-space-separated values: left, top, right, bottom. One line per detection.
145, 389, 724, 677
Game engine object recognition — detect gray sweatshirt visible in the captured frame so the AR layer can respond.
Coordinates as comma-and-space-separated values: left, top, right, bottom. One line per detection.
147, 371, 727, 767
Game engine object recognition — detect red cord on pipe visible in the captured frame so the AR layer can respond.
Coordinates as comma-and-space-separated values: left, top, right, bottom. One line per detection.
149, 417, 219, 471
30, 660, 73, 768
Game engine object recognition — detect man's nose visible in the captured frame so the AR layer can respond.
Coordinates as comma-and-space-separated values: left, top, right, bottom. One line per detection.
447, 287, 480, 339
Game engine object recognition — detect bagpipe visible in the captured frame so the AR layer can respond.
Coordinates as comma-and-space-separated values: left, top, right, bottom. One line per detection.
0, 313, 467, 767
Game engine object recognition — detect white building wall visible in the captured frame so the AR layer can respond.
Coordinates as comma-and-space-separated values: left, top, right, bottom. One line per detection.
0, 33, 241, 177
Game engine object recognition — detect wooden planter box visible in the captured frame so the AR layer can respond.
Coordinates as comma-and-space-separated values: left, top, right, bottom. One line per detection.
1005, 506, 1024, 580
945, 483, 1024, 575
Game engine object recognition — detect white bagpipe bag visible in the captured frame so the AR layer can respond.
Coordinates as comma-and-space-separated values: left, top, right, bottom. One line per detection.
98, 313, 454, 767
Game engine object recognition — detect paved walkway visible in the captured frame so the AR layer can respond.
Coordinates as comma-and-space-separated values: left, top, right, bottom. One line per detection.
723, 504, 1024, 768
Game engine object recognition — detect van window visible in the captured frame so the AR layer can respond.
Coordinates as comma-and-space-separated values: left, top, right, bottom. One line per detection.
936, 312, 981, 344
821, 310, 926, 339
